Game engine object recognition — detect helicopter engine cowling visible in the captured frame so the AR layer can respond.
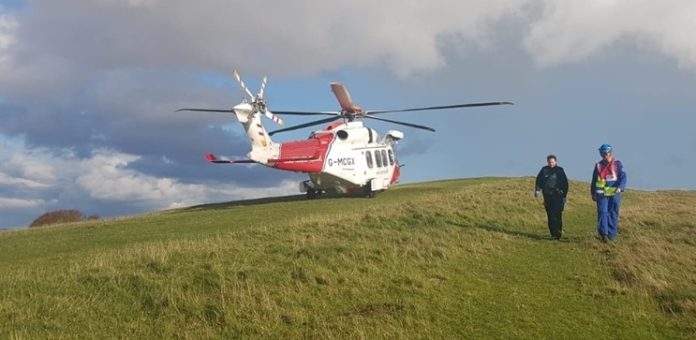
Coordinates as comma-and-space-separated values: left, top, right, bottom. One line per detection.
333, 124, 379, 144
384, 130, 404, 143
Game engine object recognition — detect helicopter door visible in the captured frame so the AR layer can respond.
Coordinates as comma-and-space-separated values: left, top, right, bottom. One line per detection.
374, 149, 383, 168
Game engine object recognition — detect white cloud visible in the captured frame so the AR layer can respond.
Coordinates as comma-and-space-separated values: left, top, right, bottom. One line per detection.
74, 149, 297, 208
1, 0, 528, 80
524, 0, 696, 70
0, 14, 17, 49
0, 140, 53, 190
0, 139, 298, 226
0, 172, 49, 189
0, 13, 17, 65
0, 197, 45, 210
4, 0, 695, 82
3, 0, 696, 225
2, 149, 61, 185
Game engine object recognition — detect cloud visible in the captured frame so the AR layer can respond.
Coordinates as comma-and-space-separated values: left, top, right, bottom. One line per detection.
0, 197, 45, 209
3, 1, 696, 87
0, 172, 49, 189
3, 0, 696, 226
0, 14, 17, 48
1, 1, 526, 79
74, 149, 298, 208
0, 139, 298, 227
524, 0, 696, 70
1, 143, 61, 185
0, 13, 17, 66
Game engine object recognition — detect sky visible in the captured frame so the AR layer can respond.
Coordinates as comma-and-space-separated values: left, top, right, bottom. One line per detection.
1, 0, 695, 229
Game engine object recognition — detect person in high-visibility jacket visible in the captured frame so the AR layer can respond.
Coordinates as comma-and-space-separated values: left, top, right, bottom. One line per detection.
590, 144, 627, 242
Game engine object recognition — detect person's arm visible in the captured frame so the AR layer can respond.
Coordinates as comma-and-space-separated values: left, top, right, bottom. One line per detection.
559, 167, 569, 198
616, 160, 627, 192
535, 167, 544, 192
590, 165, 598, 200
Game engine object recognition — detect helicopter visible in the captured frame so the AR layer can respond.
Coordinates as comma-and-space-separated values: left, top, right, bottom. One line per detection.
178, 71, 512, 198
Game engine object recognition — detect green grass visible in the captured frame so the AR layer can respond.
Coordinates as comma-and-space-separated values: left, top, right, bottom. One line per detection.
1, 177, 695, 339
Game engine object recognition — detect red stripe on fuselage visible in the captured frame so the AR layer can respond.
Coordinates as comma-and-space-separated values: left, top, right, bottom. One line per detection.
274, 132, 334, 173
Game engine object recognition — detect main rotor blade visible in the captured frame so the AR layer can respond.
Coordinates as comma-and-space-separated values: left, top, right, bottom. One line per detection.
363, 115, 436, 132
233, 69, 254, 99
367, 102, 513, 115
331, 82, 361, 112
176, 108, 234, 113
269, 116, 340, 136
271, 110, 339, 116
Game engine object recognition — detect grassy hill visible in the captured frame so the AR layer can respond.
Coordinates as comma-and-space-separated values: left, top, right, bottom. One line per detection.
1, 177, 695, 339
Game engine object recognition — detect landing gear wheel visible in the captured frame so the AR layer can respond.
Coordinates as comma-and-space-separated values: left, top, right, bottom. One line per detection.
306, 189, 320, 199
364, 184, 377, 198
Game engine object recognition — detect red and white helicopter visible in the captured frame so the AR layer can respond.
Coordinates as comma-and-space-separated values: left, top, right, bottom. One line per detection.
179, 71, 512, 198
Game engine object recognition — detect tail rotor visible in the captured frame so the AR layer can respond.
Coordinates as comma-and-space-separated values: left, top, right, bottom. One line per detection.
233, 69, 255, 100
177, 69, 286, 128
258, 75, 267, 99
233, 70, 285, 126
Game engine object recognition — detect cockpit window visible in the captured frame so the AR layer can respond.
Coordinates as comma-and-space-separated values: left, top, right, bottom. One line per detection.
381, 150, 387, 166
388, 149, 394, 166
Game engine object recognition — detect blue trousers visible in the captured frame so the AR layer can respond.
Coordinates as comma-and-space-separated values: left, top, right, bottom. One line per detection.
596, 194, 622, 239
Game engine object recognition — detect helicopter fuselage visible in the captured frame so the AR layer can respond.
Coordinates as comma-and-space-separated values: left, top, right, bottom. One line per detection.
269, 121, 401, 196
179, 72, 511, 199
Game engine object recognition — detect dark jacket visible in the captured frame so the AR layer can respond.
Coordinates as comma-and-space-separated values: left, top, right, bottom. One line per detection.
536, 166, 569, 197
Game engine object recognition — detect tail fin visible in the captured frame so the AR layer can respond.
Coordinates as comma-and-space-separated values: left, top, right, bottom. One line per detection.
233, 103, 274, 149
178, 70, 284, 165
232, 103, 279, 163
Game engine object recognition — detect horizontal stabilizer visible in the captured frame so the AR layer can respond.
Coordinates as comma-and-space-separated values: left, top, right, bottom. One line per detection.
205, 153, 255, 164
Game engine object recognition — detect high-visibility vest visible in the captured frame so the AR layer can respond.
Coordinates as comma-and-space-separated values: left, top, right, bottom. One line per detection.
595, 160, 619, 196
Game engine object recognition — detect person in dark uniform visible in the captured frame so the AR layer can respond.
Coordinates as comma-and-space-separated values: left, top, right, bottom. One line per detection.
535, 155, 569, 240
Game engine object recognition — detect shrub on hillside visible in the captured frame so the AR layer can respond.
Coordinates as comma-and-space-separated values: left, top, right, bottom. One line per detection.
29, 210, 99, 228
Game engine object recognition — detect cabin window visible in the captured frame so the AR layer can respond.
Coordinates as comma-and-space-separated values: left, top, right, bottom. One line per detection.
375, 149, 383, 167
381, 150, 388, 166
388, 149, 394, 166
365, 151, 373, 168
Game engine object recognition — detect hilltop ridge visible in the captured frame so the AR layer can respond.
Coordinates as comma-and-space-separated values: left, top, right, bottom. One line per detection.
1, 177, 695, 338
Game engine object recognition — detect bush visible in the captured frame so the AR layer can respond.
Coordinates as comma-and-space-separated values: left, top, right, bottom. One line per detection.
29, 210, 99, 228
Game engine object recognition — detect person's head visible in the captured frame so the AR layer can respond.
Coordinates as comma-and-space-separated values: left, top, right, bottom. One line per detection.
598, 144, 613, 160
547, 154, 557, 168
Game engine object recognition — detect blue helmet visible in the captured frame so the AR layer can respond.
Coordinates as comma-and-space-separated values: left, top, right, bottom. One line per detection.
598, 144, 612, 154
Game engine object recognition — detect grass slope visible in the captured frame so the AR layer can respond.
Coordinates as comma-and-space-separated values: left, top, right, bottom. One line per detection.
1, 178, 695, 339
